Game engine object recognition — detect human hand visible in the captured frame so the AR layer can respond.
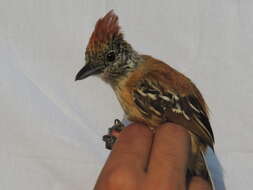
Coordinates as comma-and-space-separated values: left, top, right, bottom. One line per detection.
94, 123, 212, 190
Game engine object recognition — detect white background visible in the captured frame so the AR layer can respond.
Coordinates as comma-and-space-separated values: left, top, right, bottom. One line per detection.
1, 0, 253, 189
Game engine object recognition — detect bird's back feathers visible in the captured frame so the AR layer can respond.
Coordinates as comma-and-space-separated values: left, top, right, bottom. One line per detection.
115, 55, 214, 148
113, 55, 215, 188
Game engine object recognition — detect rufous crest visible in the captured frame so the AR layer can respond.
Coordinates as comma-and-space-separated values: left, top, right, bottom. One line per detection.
87, 10, 122, 52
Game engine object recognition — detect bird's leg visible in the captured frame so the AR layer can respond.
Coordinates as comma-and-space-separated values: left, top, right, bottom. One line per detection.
102, 119, 125, 150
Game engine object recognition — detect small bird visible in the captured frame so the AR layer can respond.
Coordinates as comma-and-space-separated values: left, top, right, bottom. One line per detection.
76, 10, 215, 188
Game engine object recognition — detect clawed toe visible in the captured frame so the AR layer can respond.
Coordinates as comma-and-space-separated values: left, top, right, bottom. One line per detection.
102, 119, 125, 150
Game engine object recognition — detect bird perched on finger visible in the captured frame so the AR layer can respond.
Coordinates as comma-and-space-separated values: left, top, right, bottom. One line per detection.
76, 10, 215, 189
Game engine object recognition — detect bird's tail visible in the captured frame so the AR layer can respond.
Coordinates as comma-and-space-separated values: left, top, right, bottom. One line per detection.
187, 148, 215, 190
200, 149, 215, 190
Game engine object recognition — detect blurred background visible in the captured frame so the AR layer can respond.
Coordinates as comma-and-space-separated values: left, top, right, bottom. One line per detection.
1, 0, 252, 189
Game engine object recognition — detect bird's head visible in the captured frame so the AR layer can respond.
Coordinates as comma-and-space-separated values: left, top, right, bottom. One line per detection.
75, 10, 140, 84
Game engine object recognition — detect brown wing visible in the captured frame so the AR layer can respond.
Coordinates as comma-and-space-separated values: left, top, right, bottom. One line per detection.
132, 61, 214, 148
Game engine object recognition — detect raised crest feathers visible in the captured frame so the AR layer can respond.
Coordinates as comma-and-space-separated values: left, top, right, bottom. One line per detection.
87, 10, 122, 50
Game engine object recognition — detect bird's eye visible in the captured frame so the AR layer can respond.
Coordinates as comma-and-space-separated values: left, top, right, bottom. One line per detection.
106, 51, 116, 62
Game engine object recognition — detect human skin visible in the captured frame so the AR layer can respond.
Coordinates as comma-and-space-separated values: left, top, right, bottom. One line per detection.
94, 123, 212, 190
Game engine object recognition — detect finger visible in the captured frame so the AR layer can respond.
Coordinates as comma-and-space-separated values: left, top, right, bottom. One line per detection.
102, 123, 153, 174
147, 123, 190, 188
189, 177, 212, 190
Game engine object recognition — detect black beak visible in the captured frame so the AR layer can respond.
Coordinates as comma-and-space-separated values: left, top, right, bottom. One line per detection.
75, 64, 105, 81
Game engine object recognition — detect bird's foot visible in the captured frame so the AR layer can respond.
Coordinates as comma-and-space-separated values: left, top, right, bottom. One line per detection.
102, 119, 125, 150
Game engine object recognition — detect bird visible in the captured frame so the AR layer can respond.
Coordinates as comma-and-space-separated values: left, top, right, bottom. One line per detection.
75, 10, 215, 189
